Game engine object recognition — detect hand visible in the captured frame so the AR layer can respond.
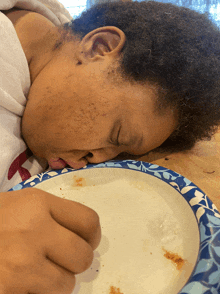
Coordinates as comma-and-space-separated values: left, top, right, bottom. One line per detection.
0, 188, 101, 294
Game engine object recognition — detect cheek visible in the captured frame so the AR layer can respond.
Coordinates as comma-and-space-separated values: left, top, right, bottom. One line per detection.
41, 108, 102, 149
151, 117, 177, 146
25, 72, 115, 148
137, 116, 177, 154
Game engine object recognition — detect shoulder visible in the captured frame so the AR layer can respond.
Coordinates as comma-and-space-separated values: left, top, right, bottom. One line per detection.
2, 8, 55, 44
2, 8, 55, 32
2, 8, 55, 45
2, 8, 54, 26
2, 8, 33, 25
2, 8, 55, 64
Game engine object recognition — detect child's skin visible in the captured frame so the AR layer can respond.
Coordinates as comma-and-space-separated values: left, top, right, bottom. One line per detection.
0, 188, 101, 293
0, 9, 177, 293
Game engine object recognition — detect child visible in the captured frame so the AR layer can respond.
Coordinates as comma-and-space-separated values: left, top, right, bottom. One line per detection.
0, 1, 220, 292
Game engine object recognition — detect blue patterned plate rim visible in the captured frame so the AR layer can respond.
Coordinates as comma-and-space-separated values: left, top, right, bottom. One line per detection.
10, 160, 220, 294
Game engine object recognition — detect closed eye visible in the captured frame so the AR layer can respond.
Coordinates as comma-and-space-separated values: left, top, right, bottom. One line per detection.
115, 125, 121, 146
109, 124, 121, 147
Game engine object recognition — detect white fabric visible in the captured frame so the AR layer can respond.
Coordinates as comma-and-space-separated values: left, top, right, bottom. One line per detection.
0, 0, 72, 192
0, 0, 72, 25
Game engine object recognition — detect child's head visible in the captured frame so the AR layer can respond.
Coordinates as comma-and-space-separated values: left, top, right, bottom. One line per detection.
22, 1, 220, 168
64, 1, 220, 152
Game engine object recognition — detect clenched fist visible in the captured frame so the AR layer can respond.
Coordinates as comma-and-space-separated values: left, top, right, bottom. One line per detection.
0, 188, 101, 294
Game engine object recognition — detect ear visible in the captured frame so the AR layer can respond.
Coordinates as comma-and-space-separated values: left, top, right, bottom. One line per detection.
76, 26, 126, 63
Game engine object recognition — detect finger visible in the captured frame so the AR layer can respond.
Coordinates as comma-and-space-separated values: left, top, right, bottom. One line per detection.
31, 260, 76, 294
41, 189, 101, 250
0, 256, 75, 294
43, 221, 94, 274
2, 188, 101, 250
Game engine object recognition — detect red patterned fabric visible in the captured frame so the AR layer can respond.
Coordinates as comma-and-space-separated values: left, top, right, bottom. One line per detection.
8, 149, 33, 181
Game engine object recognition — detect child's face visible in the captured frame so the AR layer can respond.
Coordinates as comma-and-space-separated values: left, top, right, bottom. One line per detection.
22, 43, 177, 169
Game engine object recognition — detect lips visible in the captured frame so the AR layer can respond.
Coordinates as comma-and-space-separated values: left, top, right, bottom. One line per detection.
48, 158, 67, 169
48, 158, 87, 170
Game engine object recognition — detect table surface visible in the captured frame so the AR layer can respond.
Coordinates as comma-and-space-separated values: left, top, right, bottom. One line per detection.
138, 128, 220, 211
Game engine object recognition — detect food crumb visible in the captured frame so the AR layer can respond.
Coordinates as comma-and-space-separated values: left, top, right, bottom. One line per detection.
163, 248, 185, 270
109, 286, 123, 294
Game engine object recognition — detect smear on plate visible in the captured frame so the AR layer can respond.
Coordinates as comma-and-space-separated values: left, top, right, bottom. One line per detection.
163, 248, 185, 270
72, 175, 86, 187
109, 286, 123, 294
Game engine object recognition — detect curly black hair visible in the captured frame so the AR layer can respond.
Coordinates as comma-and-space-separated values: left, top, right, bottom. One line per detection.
61, 1, 220, 153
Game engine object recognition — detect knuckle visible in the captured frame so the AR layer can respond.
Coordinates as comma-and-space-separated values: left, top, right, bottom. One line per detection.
83, 208, 101, 250
4, 253, 30, 273
76, 245, 93, 274
51, 270, 76, 294
86, 208, 101, 234
1, 241, 38, 274
0, 266, 27, 293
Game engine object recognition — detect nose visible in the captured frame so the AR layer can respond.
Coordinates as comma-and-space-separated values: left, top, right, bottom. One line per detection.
85, 148, 121, 164
65, 157, 88, 169
61, 148, 121, 170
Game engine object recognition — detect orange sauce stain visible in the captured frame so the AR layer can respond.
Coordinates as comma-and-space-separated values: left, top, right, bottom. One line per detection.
72, 175, 86, 187
163, 248, 185, 270
109, 286, 123, 294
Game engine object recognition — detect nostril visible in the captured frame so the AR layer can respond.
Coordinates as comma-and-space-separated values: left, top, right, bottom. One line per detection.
86, 152, 93, 158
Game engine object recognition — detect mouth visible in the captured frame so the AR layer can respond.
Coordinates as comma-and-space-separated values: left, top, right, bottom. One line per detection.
48, 158, 67, 169
48, 158, 87, 170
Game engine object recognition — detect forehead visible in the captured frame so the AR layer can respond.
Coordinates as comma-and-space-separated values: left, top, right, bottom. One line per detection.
51, 42, 163, 116
42, 46, 176, 128
103, 64, 163, 113
106, 76, 163, 116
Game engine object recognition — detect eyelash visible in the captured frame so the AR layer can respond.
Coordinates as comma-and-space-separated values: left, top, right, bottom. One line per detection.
115, 126, 121, 146
110, 127, 121, 147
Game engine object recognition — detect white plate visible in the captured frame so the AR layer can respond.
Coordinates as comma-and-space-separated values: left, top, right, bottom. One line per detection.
11, 160, 220, 294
